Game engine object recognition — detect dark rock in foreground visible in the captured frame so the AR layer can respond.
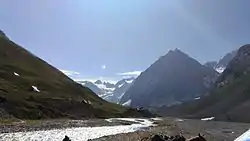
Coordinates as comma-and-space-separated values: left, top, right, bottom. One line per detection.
63, 135, 71, 141
149, 134, 206, 141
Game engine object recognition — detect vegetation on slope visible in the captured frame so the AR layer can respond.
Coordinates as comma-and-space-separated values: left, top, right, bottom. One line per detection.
0, 31, 151, 119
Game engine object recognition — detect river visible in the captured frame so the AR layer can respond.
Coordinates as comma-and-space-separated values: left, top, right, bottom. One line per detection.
0, 118, 157, 141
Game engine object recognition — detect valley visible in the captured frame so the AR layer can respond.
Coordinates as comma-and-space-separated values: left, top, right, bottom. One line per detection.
2, 1, 250, 140
0, 118, 155, 140
1, 30, 249, 140
0, 118, 249, 141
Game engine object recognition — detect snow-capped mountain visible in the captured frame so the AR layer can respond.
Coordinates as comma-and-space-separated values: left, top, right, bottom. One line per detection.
205, 50, 237, 73
77, 77, 135, 104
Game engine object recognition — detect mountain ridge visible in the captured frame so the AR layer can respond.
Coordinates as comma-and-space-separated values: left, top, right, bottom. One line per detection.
161, 44, 250, 122
205, 50, 237, 73
78, 77, 135, 103
120, 49, 218, 108
0, 31, 150, 119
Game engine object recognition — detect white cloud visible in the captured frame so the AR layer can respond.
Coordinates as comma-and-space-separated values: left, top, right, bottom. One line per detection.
117, 71, 142, 78
102, 65, 106, 69
60, 70, 80, 77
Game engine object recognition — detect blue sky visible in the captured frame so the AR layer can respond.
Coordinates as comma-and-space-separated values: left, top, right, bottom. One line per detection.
1, 0, 250, 82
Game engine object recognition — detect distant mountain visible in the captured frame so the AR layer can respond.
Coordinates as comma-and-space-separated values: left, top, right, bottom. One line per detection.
0, 30, 150, 119
205, 50, 237, 73
78, 77, 135, 104
161, 45, 250, 122
120, 49, 218, 108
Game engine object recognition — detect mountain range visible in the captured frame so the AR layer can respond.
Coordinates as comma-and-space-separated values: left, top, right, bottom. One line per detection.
2, 28, 248, 123
77, 77, 134, 104
160, 45, 250, 122
120, 49, 219, 108
0, 30, 150, 119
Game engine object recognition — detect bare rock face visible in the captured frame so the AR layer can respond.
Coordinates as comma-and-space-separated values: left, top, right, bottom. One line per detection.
121, 49, 218, 108
163, 45, 250, 123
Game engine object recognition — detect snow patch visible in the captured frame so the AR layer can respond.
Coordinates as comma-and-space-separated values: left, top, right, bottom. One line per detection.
215, 67, 226, 73
125, 80, 133, 84
122, 99, 132, 106
82, 99, 91, 105
105, 118, 155, 127
32, 86, 40, 92
118, 84, 124, 88
0, 118, 154, 141
118, 93, 125, 99
151, 118, 162, 121
87, 100, 92, 105
82, 99, 88, 104
14, 72, 20, 76
175, 119, 184, 122
194, 97, 200, 100
201, 117, 215, 121
95, 84, 115, 91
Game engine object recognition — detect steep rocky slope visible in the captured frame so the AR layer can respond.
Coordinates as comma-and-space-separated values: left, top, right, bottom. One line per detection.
205, 50, 237, 73
162, 45, 250, 122
120, 49, 218, 108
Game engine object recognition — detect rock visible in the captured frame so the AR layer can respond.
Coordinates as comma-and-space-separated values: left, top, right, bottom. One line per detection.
150, 134, 186, 141
188, 134, 206, 141
151, 135, 165, 141
0, 96, 7, 103
62, 135, 71, 141
172, 135, 186, 141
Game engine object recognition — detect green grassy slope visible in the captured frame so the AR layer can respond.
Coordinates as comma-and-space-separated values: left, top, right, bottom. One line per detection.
0, 33, 150, 119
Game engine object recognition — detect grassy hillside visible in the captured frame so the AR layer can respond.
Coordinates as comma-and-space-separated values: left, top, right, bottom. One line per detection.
0, 32, 151, 119
161, 45, 250, 123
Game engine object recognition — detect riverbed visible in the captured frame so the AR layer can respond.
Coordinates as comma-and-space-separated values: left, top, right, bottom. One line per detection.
0, 118, 156, 141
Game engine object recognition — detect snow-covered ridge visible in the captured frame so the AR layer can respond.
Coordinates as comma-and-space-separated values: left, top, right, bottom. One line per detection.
0, 118, 155, 141
78, 78, 135, 104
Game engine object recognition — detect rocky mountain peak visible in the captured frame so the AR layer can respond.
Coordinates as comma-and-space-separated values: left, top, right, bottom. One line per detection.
95, 80, 102, 84
225, 45, 250, 68
168, 48, 188, 57
120, 49, 217, 108
236, 44, 250, 58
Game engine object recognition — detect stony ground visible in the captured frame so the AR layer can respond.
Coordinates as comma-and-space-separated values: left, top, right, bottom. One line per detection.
91, 117, 250, 141
0, 118, 137, 133
1, 117, 249, 141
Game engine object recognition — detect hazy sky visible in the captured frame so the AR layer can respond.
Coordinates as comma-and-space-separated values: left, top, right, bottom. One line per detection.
1, 0, 250, 82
